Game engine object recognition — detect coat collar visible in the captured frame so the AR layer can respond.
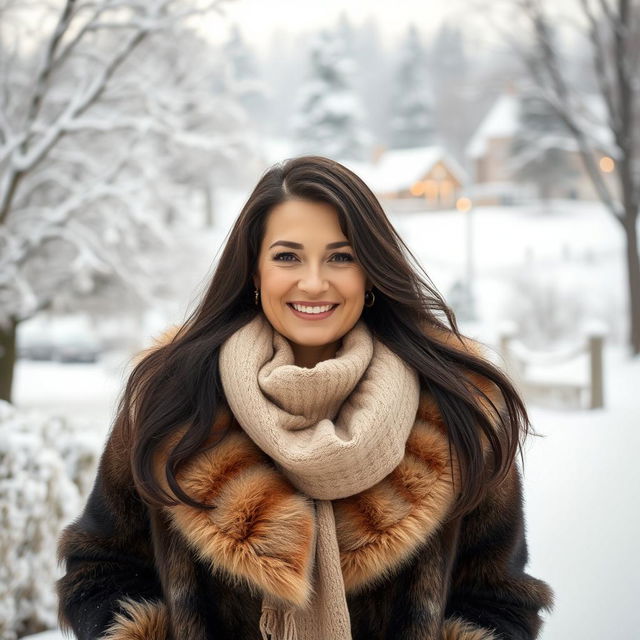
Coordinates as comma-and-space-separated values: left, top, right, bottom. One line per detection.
154, 391, 464, 608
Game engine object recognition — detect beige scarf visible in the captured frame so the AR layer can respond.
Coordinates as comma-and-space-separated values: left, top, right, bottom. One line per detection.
218, 312, 420, 640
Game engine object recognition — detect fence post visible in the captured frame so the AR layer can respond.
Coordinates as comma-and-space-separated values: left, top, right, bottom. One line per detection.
587, 326, 605, 409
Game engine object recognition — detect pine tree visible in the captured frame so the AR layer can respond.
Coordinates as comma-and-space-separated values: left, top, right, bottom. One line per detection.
389, 25, 435, 149
222, 24, 268, 131
430, 22, 470, 158
291, 26, 371, 161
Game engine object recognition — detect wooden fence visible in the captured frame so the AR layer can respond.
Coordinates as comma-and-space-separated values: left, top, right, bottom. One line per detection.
498, 321, 606, 409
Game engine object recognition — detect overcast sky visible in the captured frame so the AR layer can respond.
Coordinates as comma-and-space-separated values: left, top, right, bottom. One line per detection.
198, 0, 466, 52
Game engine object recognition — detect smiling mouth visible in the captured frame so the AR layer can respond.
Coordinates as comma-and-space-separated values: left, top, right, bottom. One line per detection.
286, 303, 339, 317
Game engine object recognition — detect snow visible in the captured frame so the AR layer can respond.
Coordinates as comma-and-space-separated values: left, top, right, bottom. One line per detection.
522, 345, 640, 640
12, 359, 123, 424
0, 402, 102, 639
391, 199, 626, 346
466, 92, 520, 159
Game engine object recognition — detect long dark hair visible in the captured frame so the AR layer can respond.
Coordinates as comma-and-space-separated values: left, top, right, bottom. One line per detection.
118, 155, 535, 522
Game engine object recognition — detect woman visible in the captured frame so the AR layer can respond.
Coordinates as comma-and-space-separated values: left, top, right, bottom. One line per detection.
56, 155, 554, 640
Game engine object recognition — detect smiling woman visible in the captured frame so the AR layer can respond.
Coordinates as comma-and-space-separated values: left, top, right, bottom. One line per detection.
254, 199, 370, 368
56, 155, 553, 640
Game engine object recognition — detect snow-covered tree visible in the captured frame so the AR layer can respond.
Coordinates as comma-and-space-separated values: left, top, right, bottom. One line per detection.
389, 24, 435, 149
291, 25, 372, 161
0, 0, 256, 402
430, 21, 471, 158
350, 17, 390, 146
222, 24, 269, 133
510, 88, 578, 201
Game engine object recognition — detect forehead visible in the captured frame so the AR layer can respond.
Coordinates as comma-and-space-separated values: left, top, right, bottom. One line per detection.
263, 199, 344, 237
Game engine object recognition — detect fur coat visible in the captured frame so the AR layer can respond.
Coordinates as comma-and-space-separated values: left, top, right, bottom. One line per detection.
56, 353, 554, 640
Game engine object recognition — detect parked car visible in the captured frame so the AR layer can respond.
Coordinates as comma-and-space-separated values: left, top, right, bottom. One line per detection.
17, 315, 102, 363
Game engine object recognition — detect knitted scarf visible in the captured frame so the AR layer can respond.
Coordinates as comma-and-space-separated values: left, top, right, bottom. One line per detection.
218, 312, 421, 640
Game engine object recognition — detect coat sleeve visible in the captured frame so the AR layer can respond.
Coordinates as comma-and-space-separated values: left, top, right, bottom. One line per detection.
55, 418, 169, 640
443, 462, 555, 640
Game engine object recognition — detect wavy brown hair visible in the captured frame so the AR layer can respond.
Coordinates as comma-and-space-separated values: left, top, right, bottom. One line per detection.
118, 155, 536, 522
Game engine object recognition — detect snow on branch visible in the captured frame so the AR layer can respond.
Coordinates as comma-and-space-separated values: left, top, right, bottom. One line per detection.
0, 0, 234, 224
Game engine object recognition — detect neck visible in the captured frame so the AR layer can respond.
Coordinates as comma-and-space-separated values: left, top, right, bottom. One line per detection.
290, 339, 342, 368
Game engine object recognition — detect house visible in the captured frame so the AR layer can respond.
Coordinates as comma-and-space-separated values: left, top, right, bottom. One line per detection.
345, 145, 469, 212
465, 88, 618, 205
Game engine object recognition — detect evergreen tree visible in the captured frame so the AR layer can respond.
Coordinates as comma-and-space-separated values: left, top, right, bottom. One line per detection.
222, 24, 268, 131
352, 17, 390, 146
430, 22, 470, 158
389, 24, 435, 149
291, 26, 372, 161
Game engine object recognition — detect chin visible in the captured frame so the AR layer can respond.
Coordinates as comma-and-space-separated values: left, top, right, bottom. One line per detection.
284, 326, 339, 346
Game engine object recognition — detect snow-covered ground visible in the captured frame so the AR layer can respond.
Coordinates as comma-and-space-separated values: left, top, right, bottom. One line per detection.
522, 344, 639, 640
15, 199, 639, 639
393, 199, 627, 345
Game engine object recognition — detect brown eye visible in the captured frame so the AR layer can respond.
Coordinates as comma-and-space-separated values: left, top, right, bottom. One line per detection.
330, 252, 354, 262
273, 252, 297, 262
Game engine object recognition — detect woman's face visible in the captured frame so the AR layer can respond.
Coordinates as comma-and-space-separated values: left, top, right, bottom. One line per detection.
253, 198, 371, 367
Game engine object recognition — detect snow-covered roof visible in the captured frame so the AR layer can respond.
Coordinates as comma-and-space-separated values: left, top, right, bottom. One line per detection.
341, 145, 468, 194
466, 90, 614, 160
466, 93, 520, 159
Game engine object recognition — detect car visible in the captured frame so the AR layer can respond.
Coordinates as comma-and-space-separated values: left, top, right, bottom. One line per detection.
17, 315, 102, 363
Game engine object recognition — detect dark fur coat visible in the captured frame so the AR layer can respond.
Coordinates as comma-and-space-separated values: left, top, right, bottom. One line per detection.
56, 378, 554, 640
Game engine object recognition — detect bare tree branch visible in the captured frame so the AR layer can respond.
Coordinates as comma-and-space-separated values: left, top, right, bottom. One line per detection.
0, 0, 235, 226
580, 0, 618, 132
517, 0, 625, 223
25, 0, 76, 126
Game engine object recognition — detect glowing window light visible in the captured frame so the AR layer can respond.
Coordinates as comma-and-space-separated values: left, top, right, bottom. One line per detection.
425, 180, 438, 201
410, 181, 427, 196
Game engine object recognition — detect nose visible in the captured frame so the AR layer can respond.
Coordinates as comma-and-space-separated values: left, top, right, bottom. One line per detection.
298, 264, 329, 294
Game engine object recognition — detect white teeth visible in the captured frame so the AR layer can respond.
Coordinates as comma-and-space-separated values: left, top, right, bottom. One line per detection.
291, 303, 335, 314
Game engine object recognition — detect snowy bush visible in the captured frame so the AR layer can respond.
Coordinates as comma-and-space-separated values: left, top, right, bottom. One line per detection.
0, 401, 101, 639
502, 264, 616, 349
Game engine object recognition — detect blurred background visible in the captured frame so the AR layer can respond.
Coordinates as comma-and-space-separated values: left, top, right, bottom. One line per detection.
1, 0, 638, 638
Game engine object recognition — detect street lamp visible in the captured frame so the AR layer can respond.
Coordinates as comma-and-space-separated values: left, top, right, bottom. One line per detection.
455, 196, 477, 322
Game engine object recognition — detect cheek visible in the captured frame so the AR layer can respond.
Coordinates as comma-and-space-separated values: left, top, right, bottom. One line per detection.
260, 267, 292, 297
339, 271, 367, 300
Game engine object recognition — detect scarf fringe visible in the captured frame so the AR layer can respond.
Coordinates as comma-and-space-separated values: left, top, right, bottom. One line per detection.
259, 605, 298, 640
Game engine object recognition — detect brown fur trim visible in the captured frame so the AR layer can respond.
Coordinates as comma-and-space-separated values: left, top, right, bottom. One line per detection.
335, 415, 460, 593
159, 393, 461, 606
161, 426, 317, 607
99, 596, 168, 640
442, 616, 500, 640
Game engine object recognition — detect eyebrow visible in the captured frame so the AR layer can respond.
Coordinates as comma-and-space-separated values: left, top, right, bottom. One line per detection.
268, 240, 352, 250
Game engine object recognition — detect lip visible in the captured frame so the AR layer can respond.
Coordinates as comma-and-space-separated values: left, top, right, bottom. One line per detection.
287, 302, 339, 321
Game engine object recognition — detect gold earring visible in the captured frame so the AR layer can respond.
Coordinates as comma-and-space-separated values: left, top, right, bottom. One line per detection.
254, 288, 260, 305
364, 289, 375, 307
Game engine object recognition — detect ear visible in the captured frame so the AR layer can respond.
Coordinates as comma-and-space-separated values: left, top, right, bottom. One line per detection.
253, 273, 260, 289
